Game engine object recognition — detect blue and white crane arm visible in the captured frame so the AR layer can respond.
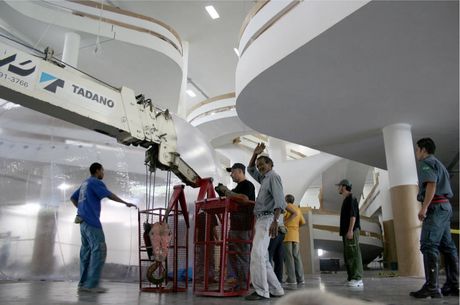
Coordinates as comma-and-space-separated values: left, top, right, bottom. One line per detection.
0, 40, 200, 187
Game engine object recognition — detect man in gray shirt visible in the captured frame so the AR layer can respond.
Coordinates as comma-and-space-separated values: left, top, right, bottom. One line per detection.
410, 137, 458, 298
244, 143, 286, 301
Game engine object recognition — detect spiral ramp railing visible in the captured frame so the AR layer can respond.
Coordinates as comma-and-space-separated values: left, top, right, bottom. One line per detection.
236, 0, 369, 96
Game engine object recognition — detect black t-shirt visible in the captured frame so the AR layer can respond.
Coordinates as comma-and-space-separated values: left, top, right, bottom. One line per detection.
339, 194, 361, 236
230, 179, 255, 231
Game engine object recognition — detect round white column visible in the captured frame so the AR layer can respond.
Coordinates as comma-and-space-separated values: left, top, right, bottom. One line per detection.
61, 32, 81, 67
382, 123, 423, 276
382, 123, 418, 187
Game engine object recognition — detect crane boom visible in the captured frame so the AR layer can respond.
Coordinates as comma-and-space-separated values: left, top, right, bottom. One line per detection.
0, 40, 201, 187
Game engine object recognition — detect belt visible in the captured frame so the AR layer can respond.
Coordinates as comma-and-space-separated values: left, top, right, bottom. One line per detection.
255, 211, 273, 218
431, 195, 449, 204
431, 199, 449, 204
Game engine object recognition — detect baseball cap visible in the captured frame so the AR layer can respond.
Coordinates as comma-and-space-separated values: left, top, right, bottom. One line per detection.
335, 179, 352, 188
226, 163, 246, 173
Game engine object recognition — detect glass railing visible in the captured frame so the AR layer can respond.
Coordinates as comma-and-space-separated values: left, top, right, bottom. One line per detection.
188, 105, 236, 125
238, 0, 301, 57
187, 93, 236, 125
67, 0, 182, 54
15, 0, 183, 55
239, 0, 270, 40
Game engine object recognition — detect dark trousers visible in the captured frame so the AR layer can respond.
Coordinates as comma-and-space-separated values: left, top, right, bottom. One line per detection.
420, 203, 459, 290
342, 229, 363, 281
268, 232, 285, 283
228, 230, 251, 288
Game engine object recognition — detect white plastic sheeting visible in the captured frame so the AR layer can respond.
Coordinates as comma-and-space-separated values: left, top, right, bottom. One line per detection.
0, 106, 219, 281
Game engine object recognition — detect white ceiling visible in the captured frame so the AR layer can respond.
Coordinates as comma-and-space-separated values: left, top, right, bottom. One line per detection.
0, 0, 254, 182
237, 0, 459, 169
109, 0, 253, 101
0, 0, 253, 111
4, 0, 456, 171
1, 0, 456, 212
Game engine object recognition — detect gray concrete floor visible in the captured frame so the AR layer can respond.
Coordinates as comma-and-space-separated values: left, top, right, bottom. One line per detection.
0, 271, 458, 305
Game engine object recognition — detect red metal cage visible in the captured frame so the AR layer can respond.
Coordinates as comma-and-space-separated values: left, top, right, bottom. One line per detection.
138, 185, 189, 293
193, 179, 255, 297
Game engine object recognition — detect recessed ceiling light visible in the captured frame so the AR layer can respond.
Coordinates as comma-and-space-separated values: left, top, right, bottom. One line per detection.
205, 5, 220, 19
186, 89, 196, 97
233, 48, 240, 57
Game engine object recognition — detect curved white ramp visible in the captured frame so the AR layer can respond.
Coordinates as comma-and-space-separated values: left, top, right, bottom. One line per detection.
2, 0, 184, 111
236, 0, 458, 169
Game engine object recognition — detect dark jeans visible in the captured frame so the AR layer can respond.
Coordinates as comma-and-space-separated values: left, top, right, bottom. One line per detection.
228, 230, 251, 288
342, 229, 363, 281
420, 203, 458, 289
79, 222, 107, 289
268, 231, 285, 283
195, 244, 216, 280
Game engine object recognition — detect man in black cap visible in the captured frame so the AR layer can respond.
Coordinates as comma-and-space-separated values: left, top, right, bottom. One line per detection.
336, 179, 363, 288
216, 163, 255, 290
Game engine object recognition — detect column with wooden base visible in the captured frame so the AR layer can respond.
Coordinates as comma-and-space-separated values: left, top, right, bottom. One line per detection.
382, 123, 423, 276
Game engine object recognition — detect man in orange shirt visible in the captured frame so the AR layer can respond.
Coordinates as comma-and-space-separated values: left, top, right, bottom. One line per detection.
283, 194, 305, 285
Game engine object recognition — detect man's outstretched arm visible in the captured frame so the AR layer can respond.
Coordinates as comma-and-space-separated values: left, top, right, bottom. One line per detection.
108, 193, 137, 208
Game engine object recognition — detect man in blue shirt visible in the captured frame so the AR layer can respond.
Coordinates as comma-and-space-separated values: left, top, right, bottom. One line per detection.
71, 162, 136, 293
410, 138, 459, 298
244, 143, 286, 300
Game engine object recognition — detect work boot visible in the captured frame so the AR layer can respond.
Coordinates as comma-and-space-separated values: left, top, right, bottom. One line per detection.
443, 252, 459, 295
441, 284, 459, 296
409, 285, 442, 298
410, 254, 442, 298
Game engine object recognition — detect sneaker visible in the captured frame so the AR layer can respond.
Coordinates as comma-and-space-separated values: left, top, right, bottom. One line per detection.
227, 278, 244, 287
269, 292, 284, 298
245, 292, 269, 300
284, 284, 297, 291
78, 287, 108, 293
225, 278, 238, 285
224, 278, 241, 290
347, 279, 364, 288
